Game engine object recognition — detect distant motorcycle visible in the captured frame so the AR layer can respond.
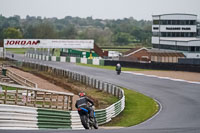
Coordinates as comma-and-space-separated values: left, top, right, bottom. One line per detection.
77, 106, 98, 129
116, 69, 121, 75
116, 63, 121, 75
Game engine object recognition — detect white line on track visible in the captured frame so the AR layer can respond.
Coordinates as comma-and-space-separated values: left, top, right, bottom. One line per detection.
123, 71, 200, 85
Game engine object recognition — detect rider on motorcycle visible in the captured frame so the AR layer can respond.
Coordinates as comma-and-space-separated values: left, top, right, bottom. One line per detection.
75, 92, 95, 120
116, 63, 121, 73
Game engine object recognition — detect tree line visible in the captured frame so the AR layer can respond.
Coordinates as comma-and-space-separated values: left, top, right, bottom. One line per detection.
0, 15, 152, 46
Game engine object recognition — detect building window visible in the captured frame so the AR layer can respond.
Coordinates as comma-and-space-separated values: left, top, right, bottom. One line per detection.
153, 27, 159, 30
177, 20, 180, 25
177, 46, 188, 51
152, 32, 159, 36
163, 20, 167, 25
160, 32, 196, 37
196, 47, 200, 52
190, 47, 195, 52
161, 32, 166, 37
180, 20, 186, 25
190, 20, 196, 25
186, 20, 190, 25
153, 20, 159, 25
167, 20, 172, 25
154, 20, 197, 25
172, 20, 176, 25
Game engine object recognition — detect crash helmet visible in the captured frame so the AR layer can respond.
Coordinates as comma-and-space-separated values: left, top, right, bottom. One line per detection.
79, 92, 86, 97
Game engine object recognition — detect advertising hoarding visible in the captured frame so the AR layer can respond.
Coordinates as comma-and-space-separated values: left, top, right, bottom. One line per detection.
4, 39, 94, 49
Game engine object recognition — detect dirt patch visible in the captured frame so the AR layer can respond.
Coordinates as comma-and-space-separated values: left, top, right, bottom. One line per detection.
8, 66, 118, 110
131, 70, 200, 82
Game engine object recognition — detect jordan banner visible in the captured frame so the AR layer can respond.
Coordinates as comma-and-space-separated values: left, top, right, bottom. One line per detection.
4, 39, 94, 49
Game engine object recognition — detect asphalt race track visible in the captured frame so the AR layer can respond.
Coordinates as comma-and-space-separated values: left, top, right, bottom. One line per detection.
2, 54, 200, 133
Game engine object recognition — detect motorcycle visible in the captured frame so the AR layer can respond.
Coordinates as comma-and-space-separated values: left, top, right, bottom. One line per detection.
116, 70, 121, 75
116, 64, 121, 75
77, 106, 98, 129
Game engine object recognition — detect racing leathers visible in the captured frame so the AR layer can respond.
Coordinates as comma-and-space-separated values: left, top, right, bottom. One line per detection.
75, 96, 95, 119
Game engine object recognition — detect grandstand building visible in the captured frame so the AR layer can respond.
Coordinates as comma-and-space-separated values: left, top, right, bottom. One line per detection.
152, 13, 200, 58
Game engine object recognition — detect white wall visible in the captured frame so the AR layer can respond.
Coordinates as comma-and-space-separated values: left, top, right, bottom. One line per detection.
42, 55, 46, 60
51, 56, 56, 61
184, 52, 200, 58
70, 57, 76, 63
160, 14, 197, 20
80, 58, 87, 64
60, 56, 66, 62
160, 25, 196, 32
152, 37, 159, 44
36, 54, 39, 59
0, 48, 3, 57
153, 14, 197, 20
46, 56, 49, 61
93, 59, 100, 65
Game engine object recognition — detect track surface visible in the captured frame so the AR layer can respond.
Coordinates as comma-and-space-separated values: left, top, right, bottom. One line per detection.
2, 54, 200, 133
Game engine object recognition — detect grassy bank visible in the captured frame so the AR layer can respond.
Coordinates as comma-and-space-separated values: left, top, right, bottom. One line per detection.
105, 88, 159, 127
77, 63, 158, 127
17, 66, 118, 109
77, 63, 150, 71
6, 48, 28, 54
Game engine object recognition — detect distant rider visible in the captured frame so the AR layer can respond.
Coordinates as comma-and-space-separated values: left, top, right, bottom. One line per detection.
75, 92, 95, 120
116, 63, 121, 72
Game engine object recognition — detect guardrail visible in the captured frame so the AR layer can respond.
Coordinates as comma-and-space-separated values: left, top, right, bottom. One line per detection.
0, 82, 74, 111
7, 69, 38, 88
0, 104, 38, 129
0, 60, 125, 129
0, 66, 37, 88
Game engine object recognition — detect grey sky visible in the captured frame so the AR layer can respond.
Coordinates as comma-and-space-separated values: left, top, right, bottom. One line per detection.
0, 0, 200, 20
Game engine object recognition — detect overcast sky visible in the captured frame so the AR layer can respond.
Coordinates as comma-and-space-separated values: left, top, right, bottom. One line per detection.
0, 0, 200, 20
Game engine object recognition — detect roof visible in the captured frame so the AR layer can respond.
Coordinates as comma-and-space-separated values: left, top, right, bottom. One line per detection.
123, 47, 148, 56
152, 13, 197, 17
160, 37, 200, 42
148, 51, 185, 57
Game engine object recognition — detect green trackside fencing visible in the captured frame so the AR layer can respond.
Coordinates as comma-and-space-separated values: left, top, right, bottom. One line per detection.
37, 108, 72, 129
76, 57, 81, 63
25, 53, 105, 66
0, 61, 125, 130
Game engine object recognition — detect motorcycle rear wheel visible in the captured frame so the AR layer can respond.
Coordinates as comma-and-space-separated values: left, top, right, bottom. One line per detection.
80, 115, 89, 129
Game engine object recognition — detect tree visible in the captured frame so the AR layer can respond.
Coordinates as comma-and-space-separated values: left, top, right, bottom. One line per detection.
113, 32, 136, 45
33, 23, 57, 39
59, 25, 77, 39
79, 27, 113, 46
3, 27, 23, 39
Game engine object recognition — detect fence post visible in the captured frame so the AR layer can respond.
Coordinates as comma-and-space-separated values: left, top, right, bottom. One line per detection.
93, 79, 96, 88
99, 81, 103, 91
108, 84, 112, 94
89, 78, 92, 87
103, 82, 107, 92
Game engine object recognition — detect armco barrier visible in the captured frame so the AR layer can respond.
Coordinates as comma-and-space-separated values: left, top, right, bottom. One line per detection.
0, 104, 38, 129
0, 60, 125, 129
0, 98, 124, 129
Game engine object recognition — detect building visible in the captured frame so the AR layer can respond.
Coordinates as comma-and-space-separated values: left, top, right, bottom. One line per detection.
121, 47, 185, 63
121, 47, 150, 62
148, 49, 185, 63
152, 13, 200, 58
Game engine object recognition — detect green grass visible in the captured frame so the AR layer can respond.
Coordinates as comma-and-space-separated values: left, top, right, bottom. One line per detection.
77, 63, 150, 71
105, 88, 159, 127
2, 86, 17, 90
6, 48, 28, 54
